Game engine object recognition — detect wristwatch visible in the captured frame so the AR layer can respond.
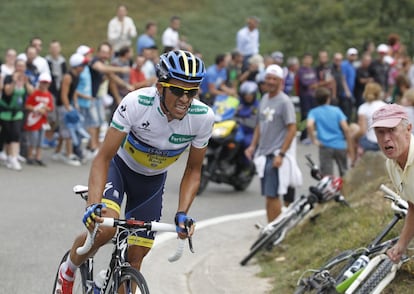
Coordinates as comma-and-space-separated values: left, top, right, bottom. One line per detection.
279, 152, 285, 158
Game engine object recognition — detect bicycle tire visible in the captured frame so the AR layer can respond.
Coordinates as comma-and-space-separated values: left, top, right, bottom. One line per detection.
240, 214, 295, 266
110, 266, 150, 294
52, 250, 90, 294
353, 257, 393, 294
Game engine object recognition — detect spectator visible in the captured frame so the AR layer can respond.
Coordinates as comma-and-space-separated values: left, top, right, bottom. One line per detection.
55, 53, 89, 166
107, 4, 137, 55
369, 44, 391, 96
0, 58, 34, 170
371, 104, 414, 265
315, 50, 336, 102
24, 72, 54, 166
45, 40, 67, 148
141, 45, 158, 82
129, 55, 157, 90
239, 53, 264, 84
199, 53, 236, 106
25, 46, 40, 87
245, 64, 299, 222
283, 56, 299, 96
296, 52, 319, 143
331, 52, 351, 121
349, 82, 386, 165
0, 48, 17, 162
354, 53, 373, 108
236, 16, 260, 72
74, 45, 99, 159
307, 87, 354, 176
226, 49, 243, 90
399, 88, 414, 134
162, 16, 181, 53
341, 47, 358, 121
111, 46, 133, 106
136, 21, 157, 56
29, 37, 51, 75
390, 73, 410, 104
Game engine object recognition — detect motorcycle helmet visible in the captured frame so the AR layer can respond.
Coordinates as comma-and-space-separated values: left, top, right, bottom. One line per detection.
316, 175, 343, 202
156, 50, 206, 84
239, 81, 258, 105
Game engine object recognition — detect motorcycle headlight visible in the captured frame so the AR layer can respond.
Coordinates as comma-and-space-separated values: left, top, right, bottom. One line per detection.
212, 126, 228, 138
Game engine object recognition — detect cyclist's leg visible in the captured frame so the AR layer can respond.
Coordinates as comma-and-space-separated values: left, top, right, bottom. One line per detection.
120, 155, 167, 270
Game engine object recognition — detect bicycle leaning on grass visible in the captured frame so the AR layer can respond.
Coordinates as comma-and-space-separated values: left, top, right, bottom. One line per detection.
52, 185, 194, 294
294, 184, 409, 294
240, 154, 349, 266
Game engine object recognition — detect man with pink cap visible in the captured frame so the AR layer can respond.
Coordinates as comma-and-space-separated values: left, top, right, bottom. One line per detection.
372, 103, 414, 264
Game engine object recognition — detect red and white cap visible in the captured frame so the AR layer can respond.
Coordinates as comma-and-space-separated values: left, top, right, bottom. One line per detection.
76, 45, 93, 56
69, 53, 88, 67
38, 72, 52, 83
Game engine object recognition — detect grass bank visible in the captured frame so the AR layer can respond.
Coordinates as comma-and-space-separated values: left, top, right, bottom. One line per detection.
257, 152, 414, 293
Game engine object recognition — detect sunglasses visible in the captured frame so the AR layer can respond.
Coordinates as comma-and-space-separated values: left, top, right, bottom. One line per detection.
160, 82, 199, 98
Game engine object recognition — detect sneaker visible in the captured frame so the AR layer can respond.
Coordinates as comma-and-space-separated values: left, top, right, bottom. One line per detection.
7, 157, 22, 171
17, 154, 27, 163
35, 159, 47, 167
64, 155, 81, 167
27, 158, 35, 165
55, 271, 74, 294
0, 151, 7, 161
51, 153, 65, 161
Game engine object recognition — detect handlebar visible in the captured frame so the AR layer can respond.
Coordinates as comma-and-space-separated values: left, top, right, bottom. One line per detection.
76, 218, 192, 263
305, 154, 322, 181
379, 184, 408, 213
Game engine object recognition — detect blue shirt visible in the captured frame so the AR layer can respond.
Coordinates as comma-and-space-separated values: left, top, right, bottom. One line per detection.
341, 60, 356, 94
77, 66, 92, 108
200, 65, 228, 95
136, 34, 156, 55
308, 105, 347, 149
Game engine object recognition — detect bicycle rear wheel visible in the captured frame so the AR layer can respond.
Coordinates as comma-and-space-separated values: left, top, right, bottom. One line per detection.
52, 250, 90, 294
353, 257, 394, 294
111, 267, 150, 294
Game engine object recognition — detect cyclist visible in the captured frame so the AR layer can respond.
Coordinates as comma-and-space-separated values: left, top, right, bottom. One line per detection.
55, 50, 214, 293
372, 103, 414, 264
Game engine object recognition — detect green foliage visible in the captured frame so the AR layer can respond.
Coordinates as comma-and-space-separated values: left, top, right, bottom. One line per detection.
2, 0, 414, 66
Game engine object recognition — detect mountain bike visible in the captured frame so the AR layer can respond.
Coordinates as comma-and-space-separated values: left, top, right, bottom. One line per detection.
52, 185, 194, 294
294, 184, 409, 294
240, 154, 349, 266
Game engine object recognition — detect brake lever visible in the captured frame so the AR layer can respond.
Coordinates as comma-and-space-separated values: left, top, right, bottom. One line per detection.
185, 219, 195, 254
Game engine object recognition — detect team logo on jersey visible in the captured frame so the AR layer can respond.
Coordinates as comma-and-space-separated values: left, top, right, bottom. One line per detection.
169, 134, 196, 144
117, 104, 127, 118
138, 95, 154, 106
188, 104, 209, 115
138, 121, 150, 130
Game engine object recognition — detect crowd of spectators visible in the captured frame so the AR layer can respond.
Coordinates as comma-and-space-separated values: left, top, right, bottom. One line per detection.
1, 5, 414, 175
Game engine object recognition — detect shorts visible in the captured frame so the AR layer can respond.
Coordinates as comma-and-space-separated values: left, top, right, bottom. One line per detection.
57, 106, 71, 139
260, 154, 280, 198
102, 154, 167, 248
79, 107, 99, 129
91, 98, 106, 127
26, 129, 45, 148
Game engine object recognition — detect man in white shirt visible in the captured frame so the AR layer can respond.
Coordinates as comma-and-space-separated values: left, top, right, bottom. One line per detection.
107, 4, 137, 54
162, 16, 181, 53
236, 16, 260, 72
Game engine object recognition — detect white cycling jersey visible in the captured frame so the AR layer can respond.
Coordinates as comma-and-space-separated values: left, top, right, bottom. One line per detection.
111, 87, 214, 176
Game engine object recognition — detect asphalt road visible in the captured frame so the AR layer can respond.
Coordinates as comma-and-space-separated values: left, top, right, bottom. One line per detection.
0, 142, 318, 293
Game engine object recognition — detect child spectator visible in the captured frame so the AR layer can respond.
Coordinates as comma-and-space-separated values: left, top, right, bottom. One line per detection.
307, 87, 354, 176
24, 72, 54, 165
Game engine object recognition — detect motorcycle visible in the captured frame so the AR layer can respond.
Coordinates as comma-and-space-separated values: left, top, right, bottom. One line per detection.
197, 95, 256, 195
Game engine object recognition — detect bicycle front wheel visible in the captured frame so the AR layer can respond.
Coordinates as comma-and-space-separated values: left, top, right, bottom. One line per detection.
52, 250, 90, 294
111, 267, 150, 294
353, 257, 394, 294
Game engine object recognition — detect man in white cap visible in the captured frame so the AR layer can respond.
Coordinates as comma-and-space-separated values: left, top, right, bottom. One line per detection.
372, 103, 414, 264
340, 47, 358, 121
245, 64, 298, 222
369, 44, 390, 95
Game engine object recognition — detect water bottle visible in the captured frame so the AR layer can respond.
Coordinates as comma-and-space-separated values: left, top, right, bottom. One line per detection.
94, 269, 107, 293
343, 255, 370, 279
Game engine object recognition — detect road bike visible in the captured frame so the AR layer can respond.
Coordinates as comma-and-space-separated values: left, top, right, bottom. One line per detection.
294, 184, 409, 294
240, 155, 349, 266
52, 185, 194, 294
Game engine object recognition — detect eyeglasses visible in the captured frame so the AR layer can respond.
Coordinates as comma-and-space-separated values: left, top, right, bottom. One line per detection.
160, 82, 199, 98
